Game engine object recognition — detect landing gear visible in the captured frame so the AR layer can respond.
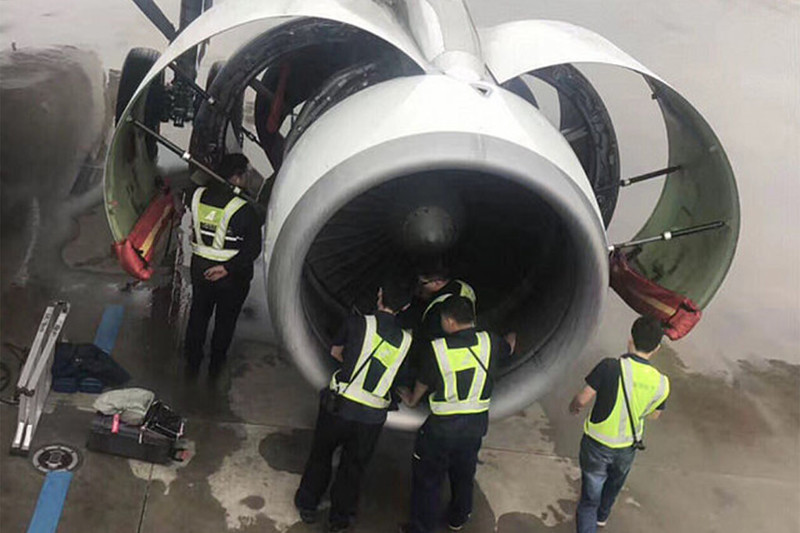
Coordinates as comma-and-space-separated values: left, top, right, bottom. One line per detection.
116, 47, 164, 159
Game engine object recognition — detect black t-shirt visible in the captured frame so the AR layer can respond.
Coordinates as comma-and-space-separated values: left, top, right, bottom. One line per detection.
330, 312, 410, 425
585, 354, 667, 424
189, 185, 263, 283
418, 328, 512, 438
419, 280, 473, 341
397, 300, 424, 332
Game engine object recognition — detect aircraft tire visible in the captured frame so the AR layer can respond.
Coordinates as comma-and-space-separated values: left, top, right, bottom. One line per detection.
116, 47, 164, 159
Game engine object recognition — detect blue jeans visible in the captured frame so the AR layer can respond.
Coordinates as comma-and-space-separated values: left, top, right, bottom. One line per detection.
576, 435, 636, 533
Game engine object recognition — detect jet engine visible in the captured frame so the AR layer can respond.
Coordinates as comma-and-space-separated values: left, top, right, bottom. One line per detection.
104, 0, 740, 429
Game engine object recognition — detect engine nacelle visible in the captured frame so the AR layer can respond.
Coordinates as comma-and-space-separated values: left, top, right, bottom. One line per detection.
267, 74, 608, 428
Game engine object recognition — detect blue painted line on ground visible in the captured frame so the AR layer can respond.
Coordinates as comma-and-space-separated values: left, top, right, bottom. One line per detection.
27, 471, 73, 533
93, 304, 124, 355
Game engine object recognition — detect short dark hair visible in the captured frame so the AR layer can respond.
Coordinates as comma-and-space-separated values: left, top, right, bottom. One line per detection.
631, 316, 663, 352
440, 295, 475, 325
218, 153, 249, 181
380, 278, 412, 311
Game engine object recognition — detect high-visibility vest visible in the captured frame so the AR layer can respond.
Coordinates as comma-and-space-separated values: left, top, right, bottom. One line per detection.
190, 187, 247, 261
330, 315, 413, 409
584, 357, 670, 449
422, 280, 477, 321
429, 331, 492, 415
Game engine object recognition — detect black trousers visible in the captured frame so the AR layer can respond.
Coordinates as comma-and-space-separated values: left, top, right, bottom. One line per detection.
184, 274, 250, 367
295, 400, 384, 526
408, 424, 483, 533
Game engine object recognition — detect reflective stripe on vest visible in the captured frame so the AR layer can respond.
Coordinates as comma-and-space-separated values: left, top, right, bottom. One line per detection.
422, 280, 477, 321
584, 357, 670, 448
329, 315, 413, 409
191, 187, 247, 261
429, 331, 491, 415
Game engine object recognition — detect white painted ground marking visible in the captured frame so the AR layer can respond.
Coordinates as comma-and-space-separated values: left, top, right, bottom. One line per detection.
207, 424, 301, 531
625, 496, 642, 508
476, 403, 580, 526
128, 440, 196, 495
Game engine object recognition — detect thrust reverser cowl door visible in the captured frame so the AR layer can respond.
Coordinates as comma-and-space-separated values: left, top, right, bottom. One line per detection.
104, 0, 429, 241
480, 20, 740, 309
192, 18, 423, 174
501, 64, 621, 227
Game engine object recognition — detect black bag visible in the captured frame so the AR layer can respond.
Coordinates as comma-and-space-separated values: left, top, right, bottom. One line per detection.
86, 413, 183, 464
320, 387, 341, 415
53, 343, 130, 386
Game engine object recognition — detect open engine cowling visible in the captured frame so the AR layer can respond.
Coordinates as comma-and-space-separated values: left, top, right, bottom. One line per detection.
104, 0, 740, 429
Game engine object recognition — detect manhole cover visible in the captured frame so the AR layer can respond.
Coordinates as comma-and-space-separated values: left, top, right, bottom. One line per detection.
31, 444, 81, 474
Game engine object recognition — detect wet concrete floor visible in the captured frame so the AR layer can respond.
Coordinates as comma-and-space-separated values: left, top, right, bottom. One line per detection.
1, 1, 800, 532
1, 286, 797, 532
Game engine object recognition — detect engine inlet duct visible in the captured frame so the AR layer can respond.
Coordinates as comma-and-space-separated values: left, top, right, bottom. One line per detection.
104, 0, 740, 429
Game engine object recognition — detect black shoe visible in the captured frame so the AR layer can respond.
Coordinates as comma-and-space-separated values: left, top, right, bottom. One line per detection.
293, 488, 317, 524
297, 507, 317, 524
448, 513, 472, 531
328, 521, 350, 532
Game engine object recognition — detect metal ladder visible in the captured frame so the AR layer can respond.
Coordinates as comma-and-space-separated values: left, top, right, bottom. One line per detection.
11, 302, 70, 456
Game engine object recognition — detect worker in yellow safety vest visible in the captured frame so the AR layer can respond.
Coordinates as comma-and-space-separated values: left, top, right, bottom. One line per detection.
569, 316, 670, 533
295, 278, 413, 533
400, 263, 476, 341
396, 262, 477, 393
184, 153, 262, 379
399, 296, 516, 533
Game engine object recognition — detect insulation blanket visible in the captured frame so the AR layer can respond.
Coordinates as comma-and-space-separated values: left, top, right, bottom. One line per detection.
610, 251, 702, 340
113, 191, 174, 280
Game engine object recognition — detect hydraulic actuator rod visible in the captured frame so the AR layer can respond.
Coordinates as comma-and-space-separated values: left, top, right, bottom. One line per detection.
127, 118, 262, 208
621, 165, 683, 187
609, 221, 726, 252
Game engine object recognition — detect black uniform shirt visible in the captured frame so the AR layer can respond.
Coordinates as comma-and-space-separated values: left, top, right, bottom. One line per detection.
420, 280, 473, 340
189, 185, 263, 283
399, 280, 473, 340
585, 353, 667, 424
417, 328, 512, 438
331, 311, 410, 425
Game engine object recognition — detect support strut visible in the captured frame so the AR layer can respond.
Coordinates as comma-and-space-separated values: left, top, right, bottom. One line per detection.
131, 0, 178, 41
609, 221, 725, 252
127, 118, 262, 209
621, 165, 682, 187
